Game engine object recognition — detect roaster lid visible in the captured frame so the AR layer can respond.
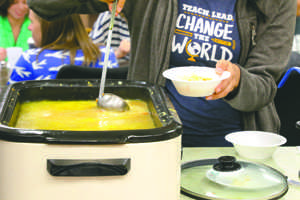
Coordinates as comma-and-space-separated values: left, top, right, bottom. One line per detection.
0, 80, 182, 144
181, 156, 288, 200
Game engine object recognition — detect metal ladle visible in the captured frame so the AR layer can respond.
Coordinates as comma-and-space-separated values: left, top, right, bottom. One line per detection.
97, 0, 129, 112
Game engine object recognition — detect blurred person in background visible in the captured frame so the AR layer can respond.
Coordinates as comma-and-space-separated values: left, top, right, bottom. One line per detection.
7, 10, 118, 84
89, 11, 130, 67
27, 0, 296, 147
0, 0, 31, 61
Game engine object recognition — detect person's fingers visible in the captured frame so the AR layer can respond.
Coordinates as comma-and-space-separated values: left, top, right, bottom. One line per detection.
120, 40, 130, 51
216, 60, 240, 89
206, 78, 232, 100
117, 0, 126, 13
206, 60, 240, 100
216, 60, 230, 74
108, 0, 126, 15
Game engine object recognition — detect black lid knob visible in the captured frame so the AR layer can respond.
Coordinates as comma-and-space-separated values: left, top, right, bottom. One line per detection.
213, 156, 241, 172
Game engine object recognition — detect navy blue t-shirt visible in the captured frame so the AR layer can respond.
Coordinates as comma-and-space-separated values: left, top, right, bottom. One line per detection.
166, 0, 242, 146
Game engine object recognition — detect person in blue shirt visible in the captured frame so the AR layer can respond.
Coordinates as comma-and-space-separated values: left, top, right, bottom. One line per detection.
8, 10, 118, 84
165, 0, 242, 147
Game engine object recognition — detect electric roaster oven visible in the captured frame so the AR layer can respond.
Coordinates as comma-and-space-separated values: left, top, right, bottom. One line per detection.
0, 79, 182, 200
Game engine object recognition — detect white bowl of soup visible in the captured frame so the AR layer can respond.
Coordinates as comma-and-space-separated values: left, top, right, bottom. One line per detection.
163, 66, 230, 97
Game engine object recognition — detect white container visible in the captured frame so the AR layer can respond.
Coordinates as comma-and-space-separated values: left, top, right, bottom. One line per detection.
0, 137, 181, 200
6, 47, 23, 68
163, 66, 230, 97
225, 131, 287, 160
0, 80, 182, 200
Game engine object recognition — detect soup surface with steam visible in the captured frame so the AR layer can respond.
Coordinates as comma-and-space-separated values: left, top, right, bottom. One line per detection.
15, 100, 157, 130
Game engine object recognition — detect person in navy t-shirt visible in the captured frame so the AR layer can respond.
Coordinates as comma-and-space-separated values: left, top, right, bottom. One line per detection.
166, 0, 241, 146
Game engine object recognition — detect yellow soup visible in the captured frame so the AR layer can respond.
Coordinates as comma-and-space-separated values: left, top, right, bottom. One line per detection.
15, 100, 157, 131
180, 74, 212, 81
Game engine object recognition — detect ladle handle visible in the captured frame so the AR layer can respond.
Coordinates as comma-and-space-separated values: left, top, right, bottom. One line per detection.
98, 0, 118, 100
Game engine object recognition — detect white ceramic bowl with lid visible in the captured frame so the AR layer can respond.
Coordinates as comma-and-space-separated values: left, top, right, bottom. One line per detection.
225, 131, 287, 160
163, 66, 230, 97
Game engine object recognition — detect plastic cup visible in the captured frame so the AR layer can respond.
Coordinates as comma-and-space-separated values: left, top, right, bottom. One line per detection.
0, 61, 11, 86
6, 47, 23, 68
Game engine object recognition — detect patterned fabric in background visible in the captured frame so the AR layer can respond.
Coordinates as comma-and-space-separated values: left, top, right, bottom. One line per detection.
89, 11, 130, 63
7, 46, 118, 84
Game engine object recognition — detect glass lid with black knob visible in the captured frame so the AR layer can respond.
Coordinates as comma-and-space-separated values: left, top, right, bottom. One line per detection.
181, 156, 288, 200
